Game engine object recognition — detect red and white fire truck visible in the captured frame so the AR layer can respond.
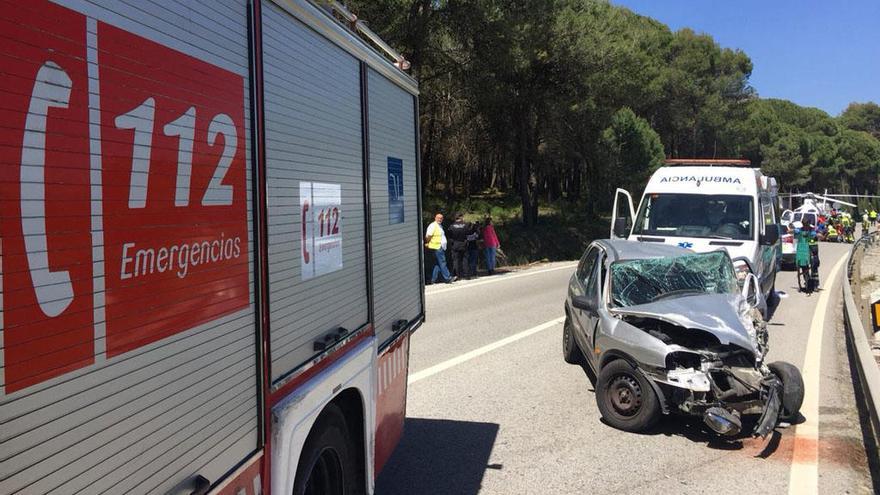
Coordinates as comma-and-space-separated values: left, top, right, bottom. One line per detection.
0, 1, 423, 493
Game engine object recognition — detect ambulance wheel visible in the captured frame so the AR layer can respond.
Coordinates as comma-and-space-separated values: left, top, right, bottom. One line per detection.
767, 274, 778, 306
769, 361, 804, 421
293, 403, 363, 495
563, 315, 584, 364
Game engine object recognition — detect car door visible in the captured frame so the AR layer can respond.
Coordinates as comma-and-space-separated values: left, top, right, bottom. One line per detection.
571, 246, 599, 352
583, 249, 606, 362
571, 245, 605, 366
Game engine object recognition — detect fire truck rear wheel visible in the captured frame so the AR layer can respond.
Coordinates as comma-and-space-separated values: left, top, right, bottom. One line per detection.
293, 403, 363, 495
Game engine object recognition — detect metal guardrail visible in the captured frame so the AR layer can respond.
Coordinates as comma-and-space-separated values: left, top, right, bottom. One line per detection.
843, 230, 880, 455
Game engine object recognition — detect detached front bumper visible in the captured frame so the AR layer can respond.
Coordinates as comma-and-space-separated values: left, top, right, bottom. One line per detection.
753, 377, 782, 438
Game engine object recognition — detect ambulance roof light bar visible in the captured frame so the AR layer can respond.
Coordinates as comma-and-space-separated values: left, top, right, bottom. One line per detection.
324, 1, 412, 70
664, 158, 752, 167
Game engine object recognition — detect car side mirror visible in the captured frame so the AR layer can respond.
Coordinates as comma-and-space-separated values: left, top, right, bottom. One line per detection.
760, 225, 779, 245
613, 218, 629, 238
572, 295, 599, 316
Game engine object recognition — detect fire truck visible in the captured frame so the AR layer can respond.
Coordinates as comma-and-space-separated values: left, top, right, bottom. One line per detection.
0, 1, 423, 494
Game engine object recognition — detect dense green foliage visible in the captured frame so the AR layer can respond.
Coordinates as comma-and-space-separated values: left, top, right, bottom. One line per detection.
346, 0, 880, 226
840, 102, 880, 140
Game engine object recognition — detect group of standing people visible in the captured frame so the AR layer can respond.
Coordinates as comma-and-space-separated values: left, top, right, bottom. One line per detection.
424, 212, 500, 284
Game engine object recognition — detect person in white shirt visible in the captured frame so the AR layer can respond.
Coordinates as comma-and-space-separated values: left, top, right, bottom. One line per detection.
424, 213, 452, 284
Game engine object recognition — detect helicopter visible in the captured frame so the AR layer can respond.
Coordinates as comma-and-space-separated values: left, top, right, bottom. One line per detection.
776, 191, 879, 265
778, 191, 864, 228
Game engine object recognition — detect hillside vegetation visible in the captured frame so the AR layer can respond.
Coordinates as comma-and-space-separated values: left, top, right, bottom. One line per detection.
348, 0, 880, 261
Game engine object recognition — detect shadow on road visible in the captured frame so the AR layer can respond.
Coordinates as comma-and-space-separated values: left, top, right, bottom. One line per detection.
626, 415, 756, 450
376, 417, 500, 495
578, 361, 597, 388
598, 411, 796, 456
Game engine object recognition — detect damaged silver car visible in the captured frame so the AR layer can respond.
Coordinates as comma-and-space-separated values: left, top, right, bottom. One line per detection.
563, 240, 803, 437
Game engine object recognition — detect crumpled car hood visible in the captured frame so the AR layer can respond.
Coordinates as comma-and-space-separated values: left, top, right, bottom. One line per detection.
610, 293, 757, 353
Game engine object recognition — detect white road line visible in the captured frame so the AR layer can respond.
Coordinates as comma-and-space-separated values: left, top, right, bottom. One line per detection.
408, 316, 565, 384
788, 254, 848, 495
427, 263, 578, 296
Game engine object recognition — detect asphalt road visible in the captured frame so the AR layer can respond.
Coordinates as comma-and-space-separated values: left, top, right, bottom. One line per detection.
377, 242, 876, 495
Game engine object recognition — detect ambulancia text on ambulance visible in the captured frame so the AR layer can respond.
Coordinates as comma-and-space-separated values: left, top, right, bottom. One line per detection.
611, 159, 781, 304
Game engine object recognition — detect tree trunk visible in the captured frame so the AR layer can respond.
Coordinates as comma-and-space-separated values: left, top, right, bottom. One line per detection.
570, 162, 581, 201
423, 107, 436, 189
516, 117, 539, 226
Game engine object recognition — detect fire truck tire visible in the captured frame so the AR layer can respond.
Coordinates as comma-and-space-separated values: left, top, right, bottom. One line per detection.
293, 403, 363, 495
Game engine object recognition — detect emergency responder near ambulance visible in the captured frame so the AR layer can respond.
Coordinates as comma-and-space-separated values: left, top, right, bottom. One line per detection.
794, 220, 819, 293
841, 213, 854, 242
826, 223, 838, 242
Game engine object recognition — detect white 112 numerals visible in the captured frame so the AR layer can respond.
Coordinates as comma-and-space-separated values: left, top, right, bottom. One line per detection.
114, 97, 236, 208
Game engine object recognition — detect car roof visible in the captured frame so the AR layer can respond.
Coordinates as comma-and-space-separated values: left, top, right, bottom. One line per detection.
593, 239, 693, 262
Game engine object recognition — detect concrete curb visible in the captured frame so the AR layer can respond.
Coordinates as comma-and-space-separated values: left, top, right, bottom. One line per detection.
843, 231, 880, 458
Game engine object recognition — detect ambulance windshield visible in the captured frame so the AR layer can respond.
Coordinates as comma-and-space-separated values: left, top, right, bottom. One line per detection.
632, 194, 754, 241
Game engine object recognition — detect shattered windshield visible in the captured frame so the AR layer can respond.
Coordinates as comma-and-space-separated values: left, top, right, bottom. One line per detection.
610, 251, 738, 307
632, 194, 754, 240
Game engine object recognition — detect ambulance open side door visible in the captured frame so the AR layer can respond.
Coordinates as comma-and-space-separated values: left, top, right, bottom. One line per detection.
611, 188, 636, 239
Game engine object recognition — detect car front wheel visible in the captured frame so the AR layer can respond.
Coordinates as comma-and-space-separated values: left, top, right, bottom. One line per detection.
596, 359, 660, 432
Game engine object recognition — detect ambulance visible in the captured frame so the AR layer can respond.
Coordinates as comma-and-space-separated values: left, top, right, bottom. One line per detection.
611, 159, 780, 302
0, 1, 423, 494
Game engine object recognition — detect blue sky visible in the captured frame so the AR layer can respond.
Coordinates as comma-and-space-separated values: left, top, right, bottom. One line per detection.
610, 0, 880, 116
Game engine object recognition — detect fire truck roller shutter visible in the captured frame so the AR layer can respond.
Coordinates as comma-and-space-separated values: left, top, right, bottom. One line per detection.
262, 2, 370, 382
0, 1, 259, 494
367, 69, 422, 348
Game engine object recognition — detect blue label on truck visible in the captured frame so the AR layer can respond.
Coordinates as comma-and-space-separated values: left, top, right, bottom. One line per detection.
388, 157, 404, 224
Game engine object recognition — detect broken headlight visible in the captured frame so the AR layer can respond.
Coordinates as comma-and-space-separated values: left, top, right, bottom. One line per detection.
665, 351, 703, 370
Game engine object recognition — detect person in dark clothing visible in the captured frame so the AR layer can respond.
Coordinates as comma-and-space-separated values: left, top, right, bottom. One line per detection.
466, 220, 481, 278
447, 213, 470, 280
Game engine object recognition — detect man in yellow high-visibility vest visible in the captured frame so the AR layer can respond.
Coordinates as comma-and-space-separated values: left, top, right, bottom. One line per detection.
425, 212, 452, 284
